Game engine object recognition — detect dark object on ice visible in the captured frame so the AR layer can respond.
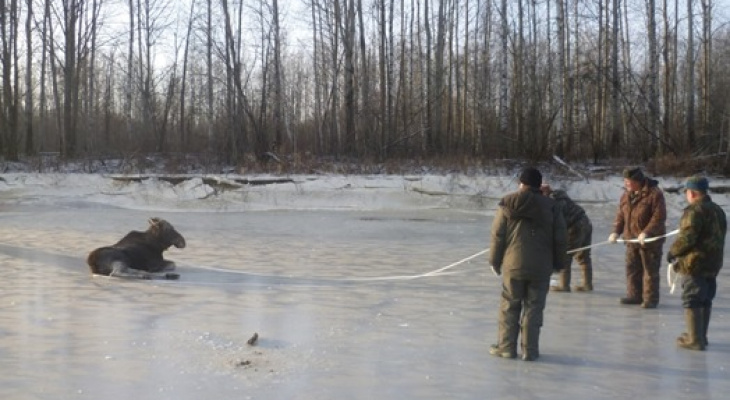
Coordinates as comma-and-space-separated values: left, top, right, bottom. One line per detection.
164, 272, 180, 280
87, 218, 186, 279
247, 332, 259, 346
235, 359, 252, 367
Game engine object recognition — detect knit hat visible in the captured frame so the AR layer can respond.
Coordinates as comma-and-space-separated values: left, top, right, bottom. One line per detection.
683, 175, 709, 193
519, 168, 543, 188
623, 167, 645, 182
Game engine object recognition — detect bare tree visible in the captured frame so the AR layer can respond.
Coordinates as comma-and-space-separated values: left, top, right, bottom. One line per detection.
0, 0, 20, 159
62, 0, 81, 158
179, 0, 195, 149
687, 0, 696, 148
25, 0, 34, 155
126, 0, 134, 141
343, 0, 356, 155
700, 0, 712, 141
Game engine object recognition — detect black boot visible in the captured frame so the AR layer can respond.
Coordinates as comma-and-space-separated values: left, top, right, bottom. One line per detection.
703, 306, 711, 346
677, 308, 705, 351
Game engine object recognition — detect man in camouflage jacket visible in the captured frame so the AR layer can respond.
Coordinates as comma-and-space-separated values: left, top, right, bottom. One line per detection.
489, 168, 567, 361
608, 167, 667, 308
667, 176, 727, 351
541, 184, 594, 292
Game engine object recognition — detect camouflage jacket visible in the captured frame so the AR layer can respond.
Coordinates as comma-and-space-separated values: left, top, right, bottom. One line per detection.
669, 196, 727, 277
612, 178, 667, 246
549, 190, 589, 228
490, 187, 568, 280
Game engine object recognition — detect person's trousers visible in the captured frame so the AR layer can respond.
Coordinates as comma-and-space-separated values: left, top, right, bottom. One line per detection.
497, 277, 550, 355
625, 244, 662, 303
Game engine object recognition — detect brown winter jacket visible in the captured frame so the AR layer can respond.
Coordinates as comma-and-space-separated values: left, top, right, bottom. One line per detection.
490, 186, 568, 280
612, 178, 667, 247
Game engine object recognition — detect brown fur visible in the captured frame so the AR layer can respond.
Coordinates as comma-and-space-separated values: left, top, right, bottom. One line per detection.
87, 218, 186, 279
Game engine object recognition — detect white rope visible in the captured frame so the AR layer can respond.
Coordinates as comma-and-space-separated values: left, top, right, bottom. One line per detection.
566, 229, 679, 254
187, 249, 488, 282
144, 230, 680, 285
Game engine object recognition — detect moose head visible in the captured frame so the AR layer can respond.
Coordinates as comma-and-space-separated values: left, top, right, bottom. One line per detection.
148, 218, 186, 249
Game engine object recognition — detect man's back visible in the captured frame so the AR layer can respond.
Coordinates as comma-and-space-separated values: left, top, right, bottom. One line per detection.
490, 188, 567, 280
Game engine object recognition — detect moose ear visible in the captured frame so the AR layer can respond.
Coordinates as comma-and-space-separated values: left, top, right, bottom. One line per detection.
148, 217, 161, 226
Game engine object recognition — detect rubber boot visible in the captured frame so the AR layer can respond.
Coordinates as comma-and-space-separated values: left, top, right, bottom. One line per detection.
680, 306, 711, 346
702, 307, 712, 347
550, 269, 571, 292
574, 266, 593, 292
676, 308, 705, 351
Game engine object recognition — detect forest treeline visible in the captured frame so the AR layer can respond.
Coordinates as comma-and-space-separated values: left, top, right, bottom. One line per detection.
1, 0, 729, 170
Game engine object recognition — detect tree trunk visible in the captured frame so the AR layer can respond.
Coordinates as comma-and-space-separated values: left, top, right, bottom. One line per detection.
23, 0, 33, 155
63, 0, 79, 158
687, 0, 696, 148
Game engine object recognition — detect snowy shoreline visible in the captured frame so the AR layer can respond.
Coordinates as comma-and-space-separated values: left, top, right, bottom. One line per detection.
2, 171, 722, 215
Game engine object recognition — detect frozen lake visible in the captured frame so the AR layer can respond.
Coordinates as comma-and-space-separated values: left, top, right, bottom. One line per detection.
0, 199, 729, 399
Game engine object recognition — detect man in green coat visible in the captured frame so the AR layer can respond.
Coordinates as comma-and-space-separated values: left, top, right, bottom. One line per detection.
489, 167, 567, 361
667, 176, 727, 351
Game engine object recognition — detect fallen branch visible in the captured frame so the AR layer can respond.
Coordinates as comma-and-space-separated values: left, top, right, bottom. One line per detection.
552, 155, 589, 183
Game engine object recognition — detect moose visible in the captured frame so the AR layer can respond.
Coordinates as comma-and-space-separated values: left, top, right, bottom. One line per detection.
87, 218, 186, 279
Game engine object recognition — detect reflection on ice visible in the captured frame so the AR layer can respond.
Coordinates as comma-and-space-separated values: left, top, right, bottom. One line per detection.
0, 201, 728, 399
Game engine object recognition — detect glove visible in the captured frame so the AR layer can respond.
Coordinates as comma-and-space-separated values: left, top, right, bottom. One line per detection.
608, 233, 618, 243
638, 232, 647, 245
666, 252, 677, 264
490, 265, 501, 277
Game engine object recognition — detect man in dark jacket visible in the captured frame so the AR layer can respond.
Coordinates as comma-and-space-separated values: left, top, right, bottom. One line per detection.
541, 184, 594, 292
489, 167, 568, 361
667, 176, 726, 351
608, 167, 667, 308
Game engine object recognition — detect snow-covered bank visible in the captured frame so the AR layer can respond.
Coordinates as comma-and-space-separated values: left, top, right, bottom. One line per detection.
0, 172, 727, 215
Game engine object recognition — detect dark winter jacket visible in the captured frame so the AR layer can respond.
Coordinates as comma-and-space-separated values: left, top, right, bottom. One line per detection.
548, 189, 589, 228
490, 186, 568, 280
668, 196, 727, 277
612, 178, 667, 246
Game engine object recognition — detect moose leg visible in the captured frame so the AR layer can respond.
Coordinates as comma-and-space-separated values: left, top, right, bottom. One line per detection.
160, 260, 176, 271
109, 261, 152, 280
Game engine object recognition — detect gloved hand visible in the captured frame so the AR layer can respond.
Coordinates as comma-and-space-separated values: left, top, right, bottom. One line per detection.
638, 232, 647, 245
666, 252, 677, 264
490, 265, 501, 277
608, 233, 619, 243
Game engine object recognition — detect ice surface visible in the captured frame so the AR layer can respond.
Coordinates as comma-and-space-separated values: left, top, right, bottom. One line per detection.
0, 173, 728, 399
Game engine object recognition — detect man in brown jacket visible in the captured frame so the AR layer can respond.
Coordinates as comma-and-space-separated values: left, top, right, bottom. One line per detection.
608, 167, 667, 308
489, 167, 567, 361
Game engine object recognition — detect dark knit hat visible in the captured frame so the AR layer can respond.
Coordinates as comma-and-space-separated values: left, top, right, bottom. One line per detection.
683, 175, 709, 193
623, 167, 645, 182
519, 167, 543, 188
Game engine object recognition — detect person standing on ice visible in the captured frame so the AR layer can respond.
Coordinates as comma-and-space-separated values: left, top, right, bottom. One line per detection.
541, 184, 594, 292
666, 176, 726, 351
489, 167, 567, 361
608, 167, 667, 308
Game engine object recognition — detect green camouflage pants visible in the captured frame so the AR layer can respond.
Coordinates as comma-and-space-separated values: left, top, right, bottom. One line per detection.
554, 216, 592, 287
